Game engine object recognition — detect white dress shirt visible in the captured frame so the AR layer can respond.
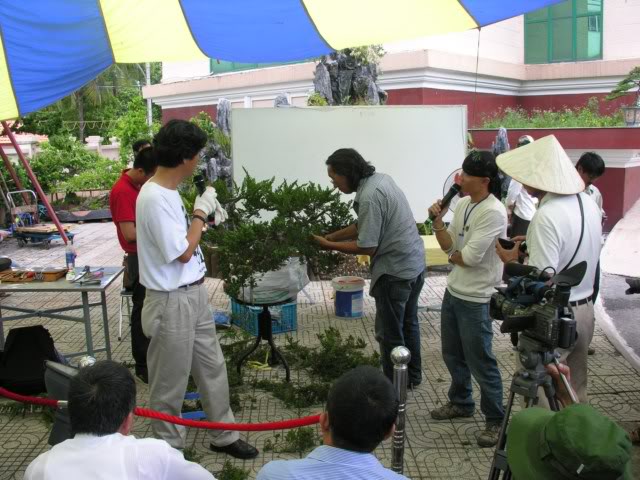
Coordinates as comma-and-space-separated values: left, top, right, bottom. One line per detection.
527, 192, 602, 301
585, 184, 605, 219
24, 433, 215, 480
506, 179, 537, 221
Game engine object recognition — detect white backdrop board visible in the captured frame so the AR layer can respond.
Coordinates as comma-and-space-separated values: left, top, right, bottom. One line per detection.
231, 106, 467, 221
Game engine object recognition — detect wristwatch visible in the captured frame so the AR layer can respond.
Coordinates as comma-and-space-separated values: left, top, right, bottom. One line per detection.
448, 252, 455, 264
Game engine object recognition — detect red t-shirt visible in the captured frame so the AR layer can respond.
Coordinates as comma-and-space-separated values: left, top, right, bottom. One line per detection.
110, 170, 140, 253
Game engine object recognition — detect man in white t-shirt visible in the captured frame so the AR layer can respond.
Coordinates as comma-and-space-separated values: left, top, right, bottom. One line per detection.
428, 150, 507, 448
24, 361, 214, 480
136, 120, 258, 459
496, 135, 602, 404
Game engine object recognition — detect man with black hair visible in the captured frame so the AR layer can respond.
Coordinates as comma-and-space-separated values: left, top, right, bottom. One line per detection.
24, 360, 214, 479
576, 151, 606, 219
136, 119, 257, 459
576, 151, 605, 355
257, 365, 407, 479
110, 147, 157, 383
313, 148, 425, 388
428, 150, 507, 448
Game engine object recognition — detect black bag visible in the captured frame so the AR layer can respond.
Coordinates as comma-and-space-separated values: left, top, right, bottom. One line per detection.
0, 257, 11, 272
0, 325, 64, 395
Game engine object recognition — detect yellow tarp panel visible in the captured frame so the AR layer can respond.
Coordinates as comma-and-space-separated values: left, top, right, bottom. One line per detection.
356, 235, 449, 268
304, 0, 477, 50
0, 35, 19, 120
100, 0, 207, 62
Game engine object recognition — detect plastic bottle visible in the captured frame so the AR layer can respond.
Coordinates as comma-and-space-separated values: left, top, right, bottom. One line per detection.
65, 243, 77, 280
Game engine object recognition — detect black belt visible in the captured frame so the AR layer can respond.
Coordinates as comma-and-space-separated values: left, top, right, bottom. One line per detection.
569, 295, 592, 307
178, 277, 205, 289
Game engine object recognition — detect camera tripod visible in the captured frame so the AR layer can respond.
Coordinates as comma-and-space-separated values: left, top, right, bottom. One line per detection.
488, 334, 577, 480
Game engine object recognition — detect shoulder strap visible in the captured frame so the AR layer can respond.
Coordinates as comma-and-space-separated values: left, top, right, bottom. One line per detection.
560, 194, 584, 272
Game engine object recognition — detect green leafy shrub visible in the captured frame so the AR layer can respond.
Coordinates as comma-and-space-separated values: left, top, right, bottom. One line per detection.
59, 156, 122, 193
481, 97, 624, 128
263, 427, 319, 454
18, 134, 124, 196
307, 92, 328, 106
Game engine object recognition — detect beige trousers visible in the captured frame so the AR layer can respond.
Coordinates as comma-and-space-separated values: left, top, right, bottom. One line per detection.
142, 283, 239, 448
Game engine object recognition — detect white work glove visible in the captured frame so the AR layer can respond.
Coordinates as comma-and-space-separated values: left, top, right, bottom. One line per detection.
193, 186, 218, 217
213, 200, 228, 225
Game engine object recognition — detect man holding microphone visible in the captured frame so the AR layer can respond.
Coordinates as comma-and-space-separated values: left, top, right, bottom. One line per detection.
136, 120, 258, 459
428, 150, 507, 448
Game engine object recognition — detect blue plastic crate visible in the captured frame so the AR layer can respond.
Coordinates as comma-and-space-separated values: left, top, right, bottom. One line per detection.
230, 298, 297, 336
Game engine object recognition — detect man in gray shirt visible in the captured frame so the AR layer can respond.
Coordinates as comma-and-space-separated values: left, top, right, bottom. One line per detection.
314, 148, 425, 386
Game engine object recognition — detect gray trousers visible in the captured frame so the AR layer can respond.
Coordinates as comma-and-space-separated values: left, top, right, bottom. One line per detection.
518, 301, 594, 407
142, 283, 239, 448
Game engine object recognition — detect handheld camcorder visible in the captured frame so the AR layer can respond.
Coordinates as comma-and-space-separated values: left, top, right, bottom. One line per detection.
490, 261, 587, 350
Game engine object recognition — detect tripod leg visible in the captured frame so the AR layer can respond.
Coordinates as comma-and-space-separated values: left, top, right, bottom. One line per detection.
489, 389, 517, 479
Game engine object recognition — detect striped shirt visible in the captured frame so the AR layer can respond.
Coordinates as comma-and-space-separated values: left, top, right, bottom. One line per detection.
256, 445, 408, 480
354, 173, 425, 293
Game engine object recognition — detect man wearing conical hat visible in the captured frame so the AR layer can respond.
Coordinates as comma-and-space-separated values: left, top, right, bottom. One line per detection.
495, 135, 602, 404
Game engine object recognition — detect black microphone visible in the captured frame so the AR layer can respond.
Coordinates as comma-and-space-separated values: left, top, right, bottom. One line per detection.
428, 183, 461, 221
194, 174, 206, 196
193, 174, 215, 226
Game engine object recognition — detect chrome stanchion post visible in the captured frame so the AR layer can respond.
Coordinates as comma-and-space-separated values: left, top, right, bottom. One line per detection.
391, 346, 411, 474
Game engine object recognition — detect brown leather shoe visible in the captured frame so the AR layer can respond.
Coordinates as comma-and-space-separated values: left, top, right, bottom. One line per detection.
210, 439, 258, 459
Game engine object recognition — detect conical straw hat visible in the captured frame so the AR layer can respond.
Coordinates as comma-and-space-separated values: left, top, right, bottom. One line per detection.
496, 135, 585, 195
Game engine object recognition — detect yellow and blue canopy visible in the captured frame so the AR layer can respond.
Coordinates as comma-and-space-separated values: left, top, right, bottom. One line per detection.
0, 0, 561, 122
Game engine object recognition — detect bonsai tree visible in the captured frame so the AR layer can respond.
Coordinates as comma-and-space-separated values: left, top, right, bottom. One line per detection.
201, 172, 353, 299
607, 66, 640, 107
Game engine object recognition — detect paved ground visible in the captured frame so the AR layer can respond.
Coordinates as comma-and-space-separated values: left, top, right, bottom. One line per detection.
1, 221, 639, 479
598, 199, 640, 370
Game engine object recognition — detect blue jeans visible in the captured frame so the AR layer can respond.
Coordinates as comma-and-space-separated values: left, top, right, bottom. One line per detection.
441, 290, 504, 423
372, 271, 425, 385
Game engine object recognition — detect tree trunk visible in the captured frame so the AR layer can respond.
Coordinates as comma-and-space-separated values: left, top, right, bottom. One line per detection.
76, 92, 85, 142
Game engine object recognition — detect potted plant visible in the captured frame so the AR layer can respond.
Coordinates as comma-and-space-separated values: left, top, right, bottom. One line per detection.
202, 172, 353, 301
606, 66, 640, 127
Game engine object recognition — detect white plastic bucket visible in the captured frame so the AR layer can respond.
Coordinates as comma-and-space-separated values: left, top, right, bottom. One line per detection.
332, 276, 365, 318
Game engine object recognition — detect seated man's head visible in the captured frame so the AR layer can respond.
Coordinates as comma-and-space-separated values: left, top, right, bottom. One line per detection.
68, 360, 136, 437
130, 147, 158, 186
321, 365, 399, 453
507, 404, 632, 480
496, 135, 585, 199
325, 148, 375, 194
132, 139, 151, 154
153, 119, 207, 176
576, 152, 605, 187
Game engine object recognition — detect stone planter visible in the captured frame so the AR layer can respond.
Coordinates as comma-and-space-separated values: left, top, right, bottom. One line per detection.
622, 105, 640, 127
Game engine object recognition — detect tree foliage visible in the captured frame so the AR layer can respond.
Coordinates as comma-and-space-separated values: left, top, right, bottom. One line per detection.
606, 66, 640, 106
109, 91, 161, 162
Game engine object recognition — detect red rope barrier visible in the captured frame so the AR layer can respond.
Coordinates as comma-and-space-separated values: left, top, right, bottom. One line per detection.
0, 387, 59, 407
0, 387, 320, 431
134, 407, 320, 431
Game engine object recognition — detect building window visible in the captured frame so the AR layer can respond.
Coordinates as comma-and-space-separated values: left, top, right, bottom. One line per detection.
525, 0, 603, 64
210, 59, 308, 75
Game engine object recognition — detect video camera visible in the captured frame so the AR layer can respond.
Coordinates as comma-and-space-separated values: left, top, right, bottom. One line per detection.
490, 261, 587, 350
